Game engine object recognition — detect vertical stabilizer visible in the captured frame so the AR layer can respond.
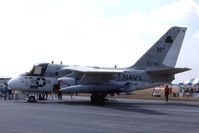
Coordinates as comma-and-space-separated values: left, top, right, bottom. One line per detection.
132, 26, 187, 70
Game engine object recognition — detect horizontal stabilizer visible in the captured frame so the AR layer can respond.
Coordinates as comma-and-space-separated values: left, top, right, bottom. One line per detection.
147, 67, 191, 75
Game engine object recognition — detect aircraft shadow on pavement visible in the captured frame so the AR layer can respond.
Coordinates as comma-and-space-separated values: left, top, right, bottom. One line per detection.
105, 104, 167, 115
114, 100, 199, 108
12, 97, 199, 115
59, 99, 169, 115
23, 98, 168, 115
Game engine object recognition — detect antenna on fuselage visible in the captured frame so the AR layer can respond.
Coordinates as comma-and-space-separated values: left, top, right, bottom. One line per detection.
52, 61, 54, 64
60, 61, 62, 64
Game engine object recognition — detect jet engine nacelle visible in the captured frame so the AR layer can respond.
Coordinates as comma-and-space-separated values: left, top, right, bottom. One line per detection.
58, 77, 76, 88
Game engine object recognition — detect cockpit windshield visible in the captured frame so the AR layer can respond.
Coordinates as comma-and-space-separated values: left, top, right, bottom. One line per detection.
24, 63, 48, 76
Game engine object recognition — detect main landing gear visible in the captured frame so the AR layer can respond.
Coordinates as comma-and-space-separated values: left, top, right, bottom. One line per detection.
90, 93, 106, 105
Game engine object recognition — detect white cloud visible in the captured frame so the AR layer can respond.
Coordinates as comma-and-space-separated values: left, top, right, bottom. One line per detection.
151, 0, 199, 21
193, 31, 199, 38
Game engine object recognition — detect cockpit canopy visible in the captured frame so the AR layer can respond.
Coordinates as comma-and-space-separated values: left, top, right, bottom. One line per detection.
25, 63, 48, 76
23, 63, 70, 77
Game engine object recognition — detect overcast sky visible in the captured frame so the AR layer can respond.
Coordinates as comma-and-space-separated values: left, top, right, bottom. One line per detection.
0, 0, 199, 83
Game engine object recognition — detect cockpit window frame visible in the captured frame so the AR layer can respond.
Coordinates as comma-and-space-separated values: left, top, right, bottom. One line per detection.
25, 63, 49, 76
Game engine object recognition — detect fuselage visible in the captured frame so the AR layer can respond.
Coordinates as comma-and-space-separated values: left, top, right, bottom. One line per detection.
8, 63, 173, 94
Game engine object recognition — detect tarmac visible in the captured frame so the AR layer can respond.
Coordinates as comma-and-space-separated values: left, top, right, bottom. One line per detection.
0, 96, 199, 133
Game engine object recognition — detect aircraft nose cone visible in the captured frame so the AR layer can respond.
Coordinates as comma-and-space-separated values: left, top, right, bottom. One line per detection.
8, 77, 23, 90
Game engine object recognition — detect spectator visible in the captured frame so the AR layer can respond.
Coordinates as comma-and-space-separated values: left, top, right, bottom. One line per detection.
164, 84, 170, 102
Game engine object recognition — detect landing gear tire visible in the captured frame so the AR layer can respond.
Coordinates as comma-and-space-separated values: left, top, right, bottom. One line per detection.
90, 93, 106, 105
28, 96, 36, 103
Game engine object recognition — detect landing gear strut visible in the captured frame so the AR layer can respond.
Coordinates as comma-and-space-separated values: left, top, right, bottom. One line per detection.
90, 93, 106, 105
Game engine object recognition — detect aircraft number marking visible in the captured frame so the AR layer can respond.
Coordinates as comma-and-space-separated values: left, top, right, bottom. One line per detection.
147, 61, 159, 67
157, 44, 165, 53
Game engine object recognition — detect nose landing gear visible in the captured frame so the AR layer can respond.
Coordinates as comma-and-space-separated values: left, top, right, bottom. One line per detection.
28, 96, 36, 103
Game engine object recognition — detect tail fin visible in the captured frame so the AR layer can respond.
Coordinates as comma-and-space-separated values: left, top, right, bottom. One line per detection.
132, 26, 187, 70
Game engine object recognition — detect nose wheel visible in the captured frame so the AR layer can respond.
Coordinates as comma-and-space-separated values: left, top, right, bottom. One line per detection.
28, 96, 36, 103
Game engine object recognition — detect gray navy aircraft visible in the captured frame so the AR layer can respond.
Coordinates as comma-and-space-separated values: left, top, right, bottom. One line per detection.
8, 26, 190, 104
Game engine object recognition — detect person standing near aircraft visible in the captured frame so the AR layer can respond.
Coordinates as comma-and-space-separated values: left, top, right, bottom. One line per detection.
58, 91, 62, 100
3, 83, 8, 100
8, 89, 13, 100
164, 85, 170, 102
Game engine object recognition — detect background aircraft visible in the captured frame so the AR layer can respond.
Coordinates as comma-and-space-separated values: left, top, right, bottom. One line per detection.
8, 26, 190, 104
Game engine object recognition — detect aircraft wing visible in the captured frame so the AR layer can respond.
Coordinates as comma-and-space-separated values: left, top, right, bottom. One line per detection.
66, 66, 125, 84
65, 66, 124, 73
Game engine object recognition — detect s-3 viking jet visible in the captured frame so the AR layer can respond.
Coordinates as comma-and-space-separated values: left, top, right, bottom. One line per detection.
8, 26, 190, 104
